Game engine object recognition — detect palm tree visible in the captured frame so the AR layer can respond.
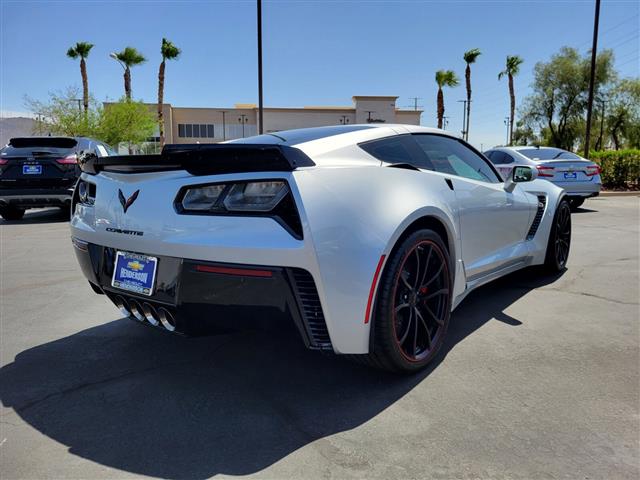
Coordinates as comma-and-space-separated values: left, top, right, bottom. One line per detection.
498, 55, 524, 145
66, 42, 94, 113
158, 38, 181, 147
111, 47, 146, 100
435, 70, 459, 129
463, 48, 481, 141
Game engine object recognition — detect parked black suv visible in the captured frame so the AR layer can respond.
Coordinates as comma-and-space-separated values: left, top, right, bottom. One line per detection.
0, 137, 116, 220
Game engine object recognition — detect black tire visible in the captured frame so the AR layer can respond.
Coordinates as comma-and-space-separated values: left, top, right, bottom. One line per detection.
544, 199, 572, 272
568, 197, 585, 211
359, 229, 452, 373
0, 206, 25, 221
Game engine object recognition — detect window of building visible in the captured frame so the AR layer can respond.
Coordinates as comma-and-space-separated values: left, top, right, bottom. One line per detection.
178, 123, 216, 138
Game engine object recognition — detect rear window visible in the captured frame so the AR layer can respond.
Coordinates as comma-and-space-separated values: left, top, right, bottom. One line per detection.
518, 148, 581, 160
2, 137, 78, 157
1, 145, 74, 157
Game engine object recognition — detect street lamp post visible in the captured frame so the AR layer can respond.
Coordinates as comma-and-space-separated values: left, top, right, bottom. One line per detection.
221, 111, 227, 141
257, 0, 264, 134
504, 117, 511, 145
238, 114, 248, 138
457, 99, 468, 140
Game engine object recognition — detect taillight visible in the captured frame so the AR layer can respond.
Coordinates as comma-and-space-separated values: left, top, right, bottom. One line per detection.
0, 158, 8, 165
536, 165, 555, 177
586, 165, 601, 177
56, 154, 78, 165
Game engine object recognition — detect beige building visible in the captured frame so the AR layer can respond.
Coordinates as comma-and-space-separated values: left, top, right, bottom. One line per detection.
154, 95, 422, 144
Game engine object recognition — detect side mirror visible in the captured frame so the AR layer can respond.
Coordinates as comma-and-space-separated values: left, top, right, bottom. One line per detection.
504, 165, 537, 192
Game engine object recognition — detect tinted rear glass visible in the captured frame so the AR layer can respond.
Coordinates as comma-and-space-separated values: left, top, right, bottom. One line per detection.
1, 145, 74, 156
518, 148, 581, 160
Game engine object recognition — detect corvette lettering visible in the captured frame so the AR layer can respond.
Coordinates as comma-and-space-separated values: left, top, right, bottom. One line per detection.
106, 227, 144, 236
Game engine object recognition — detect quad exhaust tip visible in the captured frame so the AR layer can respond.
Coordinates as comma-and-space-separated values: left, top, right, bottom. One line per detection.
114, 295, 131, 318
128, 299, 145, 322
109, 294, 176, 332
157, 307, 177, 332
142, 303, 160, 326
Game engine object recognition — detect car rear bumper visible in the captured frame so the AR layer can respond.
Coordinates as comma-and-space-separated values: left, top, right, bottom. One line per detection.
71, 239, 332, 350
0, 187, 74, 208
552, 181, 601, 198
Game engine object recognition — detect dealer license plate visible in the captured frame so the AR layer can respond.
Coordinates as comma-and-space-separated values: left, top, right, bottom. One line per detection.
564, 172, 577, 179
23, 164, 42, 175
111, 251, 158, 296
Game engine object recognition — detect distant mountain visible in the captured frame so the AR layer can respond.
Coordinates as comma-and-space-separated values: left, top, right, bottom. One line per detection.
0, 117, 36, 146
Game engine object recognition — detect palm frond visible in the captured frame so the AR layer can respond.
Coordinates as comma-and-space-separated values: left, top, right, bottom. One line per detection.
436, 70, 460, 88
161, 38, 181, 60
463, 48, 481, 64
115, 47, 147, 67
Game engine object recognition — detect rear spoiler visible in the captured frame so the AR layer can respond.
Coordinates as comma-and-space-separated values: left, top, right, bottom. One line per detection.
78, 143, 315, 175
9, 137, 77, 148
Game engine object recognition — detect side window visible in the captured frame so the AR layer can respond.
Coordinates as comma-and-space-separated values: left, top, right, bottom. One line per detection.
490, 151, 515, 165
95, 144, 108, 157
503, 153, 515, 164
359, 135, 434, 170
412, 134, 501, 183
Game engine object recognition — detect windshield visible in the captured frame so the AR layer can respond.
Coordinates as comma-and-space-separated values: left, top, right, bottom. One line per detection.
518, 148, 582, 161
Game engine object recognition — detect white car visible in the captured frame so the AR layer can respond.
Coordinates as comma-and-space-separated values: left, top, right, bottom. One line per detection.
70, 125, 571, 372
484, 146, 602, 210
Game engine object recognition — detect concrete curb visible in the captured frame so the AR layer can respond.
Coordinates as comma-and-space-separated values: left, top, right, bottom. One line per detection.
600, 191, 640, 197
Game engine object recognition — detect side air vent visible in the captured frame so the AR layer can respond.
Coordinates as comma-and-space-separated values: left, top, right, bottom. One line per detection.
526, 195, 547, 240
289, 269, 332, 350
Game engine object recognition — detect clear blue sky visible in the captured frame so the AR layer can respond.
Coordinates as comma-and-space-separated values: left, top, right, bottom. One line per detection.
1, 0, 638, 148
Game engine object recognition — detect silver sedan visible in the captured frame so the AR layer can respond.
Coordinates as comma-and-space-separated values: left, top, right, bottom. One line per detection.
484, 146, 602, 210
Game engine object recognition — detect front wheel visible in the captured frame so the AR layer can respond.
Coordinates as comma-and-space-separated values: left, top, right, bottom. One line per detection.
361, 229, 452, 372
544, 199, 572, 272
0, 206, 25, 221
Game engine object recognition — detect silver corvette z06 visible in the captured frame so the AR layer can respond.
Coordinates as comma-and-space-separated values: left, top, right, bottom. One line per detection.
70, 125, 571, 372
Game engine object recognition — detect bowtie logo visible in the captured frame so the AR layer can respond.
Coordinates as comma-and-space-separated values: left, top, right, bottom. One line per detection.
118, 189, 140, 213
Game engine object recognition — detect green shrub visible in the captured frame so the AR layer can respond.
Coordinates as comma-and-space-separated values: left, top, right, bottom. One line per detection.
589, 150, 640, 189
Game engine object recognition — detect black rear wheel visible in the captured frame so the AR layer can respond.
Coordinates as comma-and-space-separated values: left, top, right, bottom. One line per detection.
361, 229, 452, 372
544, 199, 571, 272
0, 206, 25, 221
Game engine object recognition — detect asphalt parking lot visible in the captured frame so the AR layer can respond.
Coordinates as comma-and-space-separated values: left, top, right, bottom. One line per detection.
0, 196, 638, 479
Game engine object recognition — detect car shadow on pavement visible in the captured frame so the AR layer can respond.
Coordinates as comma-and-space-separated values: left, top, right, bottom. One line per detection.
0, 268, 563, 479
0, 207, 69, 225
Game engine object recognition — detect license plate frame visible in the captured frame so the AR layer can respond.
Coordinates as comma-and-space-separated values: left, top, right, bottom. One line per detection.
111, 251, 158, 296
22, 164, 42, 175
564, 172, 577, 180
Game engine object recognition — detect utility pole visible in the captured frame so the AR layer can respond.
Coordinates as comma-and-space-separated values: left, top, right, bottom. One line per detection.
238, 114, 248, 138
408, 97, 422, 111
597, 99, 608, 150
221, 110, 227, 141
504, 117, 511, 145
257, 0, 264, 134
584, 0, 601, 159
457, 100, 468, 140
